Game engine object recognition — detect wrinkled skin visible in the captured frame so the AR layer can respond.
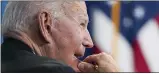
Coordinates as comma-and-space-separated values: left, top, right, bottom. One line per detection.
3, 1, 119, 73
39, 1, 93, 72
37, 1, 119, 72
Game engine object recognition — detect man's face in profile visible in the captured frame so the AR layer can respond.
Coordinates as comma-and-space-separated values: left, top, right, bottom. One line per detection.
48, 1, 93, 72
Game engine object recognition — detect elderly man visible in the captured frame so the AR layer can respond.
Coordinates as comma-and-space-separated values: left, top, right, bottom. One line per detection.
1, 1, 119, 73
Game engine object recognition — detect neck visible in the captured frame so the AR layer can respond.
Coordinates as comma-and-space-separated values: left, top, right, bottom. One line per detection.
4, 31, 43, 56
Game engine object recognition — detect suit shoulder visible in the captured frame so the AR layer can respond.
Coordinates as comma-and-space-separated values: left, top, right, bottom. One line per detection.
16, 62, 75, 73
2, 54, 75, 73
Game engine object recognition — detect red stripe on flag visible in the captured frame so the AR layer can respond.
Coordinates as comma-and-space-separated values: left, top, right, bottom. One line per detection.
155, 14, 159, 27
93, 45, 101, 54
132, 40, 150, 72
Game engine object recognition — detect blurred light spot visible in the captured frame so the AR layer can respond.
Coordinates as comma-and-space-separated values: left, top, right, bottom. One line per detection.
123, 17, 133, 28
133, 5, 145, 20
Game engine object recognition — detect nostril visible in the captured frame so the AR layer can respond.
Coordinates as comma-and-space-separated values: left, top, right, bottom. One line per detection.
83, 45, 89, 48
83, 41, 94, 48
74, 54, 80, 58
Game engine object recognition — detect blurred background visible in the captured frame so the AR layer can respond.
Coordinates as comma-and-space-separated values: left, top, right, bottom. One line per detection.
1, 1, 159, 72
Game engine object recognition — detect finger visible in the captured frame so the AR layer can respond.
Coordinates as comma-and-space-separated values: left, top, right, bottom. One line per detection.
83, 54, 99, 63
83, 52, 110, 65
78, 62, 94, 72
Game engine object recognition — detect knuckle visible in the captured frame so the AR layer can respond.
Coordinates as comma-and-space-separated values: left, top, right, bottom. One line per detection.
101, 52, 105, 55
95, 55, 100, 60
101, 52, 107, 56
99, 52, 107, 57
98, 52, 113, 60
93, 54, 101, 61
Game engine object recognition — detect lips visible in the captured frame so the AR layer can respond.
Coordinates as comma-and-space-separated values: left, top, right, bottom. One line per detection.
72, 56, 81, 72
74, 45, 85, 58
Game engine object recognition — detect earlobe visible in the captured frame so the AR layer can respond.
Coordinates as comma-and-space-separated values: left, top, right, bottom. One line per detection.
38, 11, 52, 43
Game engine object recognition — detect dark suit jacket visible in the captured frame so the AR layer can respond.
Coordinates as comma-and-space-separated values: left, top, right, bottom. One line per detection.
1, 38, 75, 73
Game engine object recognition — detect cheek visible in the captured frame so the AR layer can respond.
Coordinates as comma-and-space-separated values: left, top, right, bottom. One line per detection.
50, 21, 83, 55
70, 27, 83, 45
50, 20, 84, 72
55, 23, 83, 48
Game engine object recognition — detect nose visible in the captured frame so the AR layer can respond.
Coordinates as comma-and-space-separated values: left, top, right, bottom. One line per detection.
82, 29, 94, 48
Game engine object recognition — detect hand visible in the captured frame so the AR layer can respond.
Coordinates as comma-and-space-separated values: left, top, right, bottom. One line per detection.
78, 52, 119, 72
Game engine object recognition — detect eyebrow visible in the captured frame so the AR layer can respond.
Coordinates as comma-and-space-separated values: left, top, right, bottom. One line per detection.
81, 15, 89, 25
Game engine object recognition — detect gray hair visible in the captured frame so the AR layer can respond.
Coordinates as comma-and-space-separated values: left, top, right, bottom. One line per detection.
2, 1, 66, 36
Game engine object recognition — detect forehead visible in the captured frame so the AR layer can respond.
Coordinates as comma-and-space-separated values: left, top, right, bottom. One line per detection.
71, 1, 87, 12
62, 1, 88, 22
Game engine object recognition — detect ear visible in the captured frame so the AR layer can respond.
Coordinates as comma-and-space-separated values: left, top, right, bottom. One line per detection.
38, 10, 52, 43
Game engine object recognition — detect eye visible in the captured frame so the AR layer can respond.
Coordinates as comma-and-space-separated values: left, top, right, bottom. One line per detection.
80, 23, 85, 27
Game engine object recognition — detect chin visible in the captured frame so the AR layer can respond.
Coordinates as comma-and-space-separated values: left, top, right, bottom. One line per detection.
66, 56, 81, 72
72, 66, 81, 72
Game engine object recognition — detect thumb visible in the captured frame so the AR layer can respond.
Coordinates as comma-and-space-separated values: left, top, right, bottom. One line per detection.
78, 62, 94, 72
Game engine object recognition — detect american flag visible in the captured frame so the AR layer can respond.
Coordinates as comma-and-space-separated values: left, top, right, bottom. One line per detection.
83, 1, 159, 72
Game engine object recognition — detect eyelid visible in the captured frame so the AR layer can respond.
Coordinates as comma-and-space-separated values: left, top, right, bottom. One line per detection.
80, 22, 86, 27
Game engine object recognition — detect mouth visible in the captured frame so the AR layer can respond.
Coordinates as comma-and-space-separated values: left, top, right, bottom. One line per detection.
71, 55, 81, 72
74, 54, 83, 58
74, 46, 85, 58
74, 54, 83, 64
71, 47, 85, 72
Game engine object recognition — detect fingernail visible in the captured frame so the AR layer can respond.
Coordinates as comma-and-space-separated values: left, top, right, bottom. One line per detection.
78, 62, 85, 70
